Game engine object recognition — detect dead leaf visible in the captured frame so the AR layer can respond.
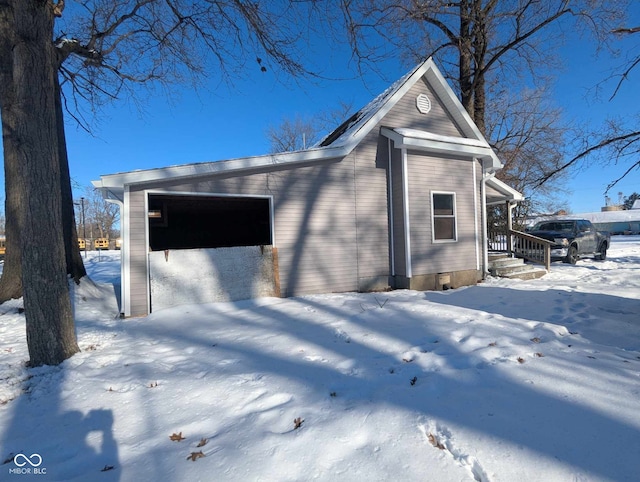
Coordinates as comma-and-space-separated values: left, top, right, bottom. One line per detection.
428, 433, 445, 450
148, 381, 158, 388
100, 465, 115, 472
488, 342, 497, 347
197, 438, 208, 447
410, 376, 417, 386
534, 352, 544, 358
530, 337, 541, 343
186, 451, 205, 462
294, 417, 304, 429
517, 357, 525, 364
170, 432, 186, 442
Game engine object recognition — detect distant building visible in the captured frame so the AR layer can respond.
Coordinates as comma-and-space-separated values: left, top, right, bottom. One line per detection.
531, 209, 640, 235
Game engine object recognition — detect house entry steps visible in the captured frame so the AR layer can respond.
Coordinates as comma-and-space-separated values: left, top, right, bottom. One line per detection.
488, 253, 547, 281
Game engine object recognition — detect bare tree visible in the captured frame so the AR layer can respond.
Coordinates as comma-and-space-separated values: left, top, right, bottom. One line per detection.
266, 101, 353, 153
486, 83, 573, 217
267, 115, 319, 152
0, 0, 326, 366
82, 187, 120, 242
338, 0, 627, 205
534, 25, 640, 191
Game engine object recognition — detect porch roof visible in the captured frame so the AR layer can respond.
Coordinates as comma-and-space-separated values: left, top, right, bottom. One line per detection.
485, 177, 524, 205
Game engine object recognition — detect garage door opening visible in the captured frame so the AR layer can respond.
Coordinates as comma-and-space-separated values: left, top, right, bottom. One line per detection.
148, 194, 272, 251
147, 194, 278, 310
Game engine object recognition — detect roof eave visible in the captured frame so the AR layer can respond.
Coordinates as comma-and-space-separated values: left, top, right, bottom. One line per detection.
381, 127, 501, 166
485, 177, 525, 204
93, 144, 352, 190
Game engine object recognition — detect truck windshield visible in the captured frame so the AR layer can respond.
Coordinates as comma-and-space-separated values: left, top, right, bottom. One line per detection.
534, 222, 574, 232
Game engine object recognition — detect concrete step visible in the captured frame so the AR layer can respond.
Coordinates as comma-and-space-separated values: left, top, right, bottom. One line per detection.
499, 266, 548, 281
490, 256, 526, 269
488, 255, 547, 280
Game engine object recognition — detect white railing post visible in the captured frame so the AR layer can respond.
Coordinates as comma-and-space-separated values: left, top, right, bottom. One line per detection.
506, 201, 514, 255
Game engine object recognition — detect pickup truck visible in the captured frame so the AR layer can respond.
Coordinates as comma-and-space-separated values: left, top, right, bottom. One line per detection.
526, 219, 610, 264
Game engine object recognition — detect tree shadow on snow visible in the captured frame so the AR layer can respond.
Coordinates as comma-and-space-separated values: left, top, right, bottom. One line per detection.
98, 292, 640, 481
0, 357, 120, 481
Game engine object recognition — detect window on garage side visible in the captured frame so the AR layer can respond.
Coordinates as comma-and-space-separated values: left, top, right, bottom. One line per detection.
148, 194, 272, 251
431, 192, 457, 242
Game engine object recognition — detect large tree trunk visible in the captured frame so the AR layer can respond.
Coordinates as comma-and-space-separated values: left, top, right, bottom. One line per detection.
471, 0, 487, 136
0, 0, 22, 302
0, 2, 86, 303
0, 0, 79, 366
55, 75, 87, 283
458, 0, 474, 119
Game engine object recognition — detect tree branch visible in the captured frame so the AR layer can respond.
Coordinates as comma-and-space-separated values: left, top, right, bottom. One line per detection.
534, 131, 640, 187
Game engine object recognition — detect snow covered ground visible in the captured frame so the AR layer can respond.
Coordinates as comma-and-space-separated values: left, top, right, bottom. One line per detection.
1, 238, 640, 481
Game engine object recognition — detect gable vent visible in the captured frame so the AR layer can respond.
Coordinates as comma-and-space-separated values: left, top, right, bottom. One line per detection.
416, 93, 431, 114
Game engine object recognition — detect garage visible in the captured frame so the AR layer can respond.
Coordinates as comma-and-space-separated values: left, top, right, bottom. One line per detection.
147, 194, 278, 311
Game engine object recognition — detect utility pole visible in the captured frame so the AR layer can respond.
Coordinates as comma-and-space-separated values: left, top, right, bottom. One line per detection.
80, 197, 86, 258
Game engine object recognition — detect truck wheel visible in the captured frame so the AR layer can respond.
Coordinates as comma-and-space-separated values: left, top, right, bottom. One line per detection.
564, 245, 578, 264
595, 244, 607, 261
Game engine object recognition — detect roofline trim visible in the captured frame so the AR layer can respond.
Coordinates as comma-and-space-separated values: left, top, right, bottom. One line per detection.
381, 127, 499, 166
93, 144, 352, 190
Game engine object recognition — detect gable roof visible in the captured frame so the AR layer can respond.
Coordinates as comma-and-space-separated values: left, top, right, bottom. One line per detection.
93, 57, 503, 198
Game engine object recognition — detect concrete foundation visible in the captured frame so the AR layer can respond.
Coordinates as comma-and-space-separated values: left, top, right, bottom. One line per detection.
392, 269, 480, 291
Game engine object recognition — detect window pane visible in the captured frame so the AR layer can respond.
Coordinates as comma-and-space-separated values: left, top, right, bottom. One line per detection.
433, 194, 453, 215
434, 218, 455, 240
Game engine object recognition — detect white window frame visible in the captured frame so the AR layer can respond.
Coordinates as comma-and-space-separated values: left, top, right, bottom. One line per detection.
431, 191, 458, 243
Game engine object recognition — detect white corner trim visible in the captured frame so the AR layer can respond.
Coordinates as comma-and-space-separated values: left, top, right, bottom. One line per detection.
473, 160, 480, 271
122, 186, 131, 317
401, 148, 412, 278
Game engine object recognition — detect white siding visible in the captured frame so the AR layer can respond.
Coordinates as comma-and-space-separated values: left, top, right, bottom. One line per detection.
351, 73, 466, 284
406, 153, 477, 274
123, 71, 484, 315
127, 158, 358, 314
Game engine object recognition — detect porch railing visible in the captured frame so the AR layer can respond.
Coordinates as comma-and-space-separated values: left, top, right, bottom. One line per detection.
488, 227, 552, 271
510, 230, 551, 271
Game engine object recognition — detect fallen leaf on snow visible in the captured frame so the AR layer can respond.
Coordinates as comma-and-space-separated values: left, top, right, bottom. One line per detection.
197, 438, 208, 447
186, 451, 205, 462
428, 433, 445, 450
170, 432, 186, 442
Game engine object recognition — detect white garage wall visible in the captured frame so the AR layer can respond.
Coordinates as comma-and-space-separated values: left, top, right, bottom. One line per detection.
149, 246, 277, 311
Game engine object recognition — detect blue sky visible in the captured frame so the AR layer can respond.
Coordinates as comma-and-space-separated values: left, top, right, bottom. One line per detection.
2, 9, 639, 215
